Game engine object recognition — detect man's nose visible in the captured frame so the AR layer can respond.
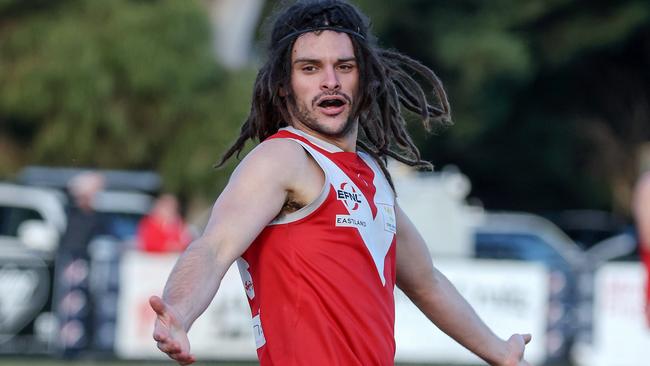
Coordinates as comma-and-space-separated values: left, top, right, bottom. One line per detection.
320, 66, 340, 91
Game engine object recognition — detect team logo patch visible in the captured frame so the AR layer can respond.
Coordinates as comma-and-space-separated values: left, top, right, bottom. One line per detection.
236, 258, 255, 300
336, 182, 362, 212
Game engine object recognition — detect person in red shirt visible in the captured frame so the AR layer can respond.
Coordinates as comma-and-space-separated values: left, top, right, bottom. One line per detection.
149, 1, 531, 365
137, 194, 191, 253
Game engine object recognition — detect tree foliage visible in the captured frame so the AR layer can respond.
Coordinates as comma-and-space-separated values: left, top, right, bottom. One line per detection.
353, 0, 650, 213
0, 0, 254, 199
1, 0, 649, 213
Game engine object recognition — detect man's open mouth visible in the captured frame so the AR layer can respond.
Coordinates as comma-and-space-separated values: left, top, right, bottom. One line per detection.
315, 96, 349, 116
317, 99, 346, 108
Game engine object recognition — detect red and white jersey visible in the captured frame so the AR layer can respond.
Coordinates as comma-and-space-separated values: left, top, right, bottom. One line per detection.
237, 126, 398, 365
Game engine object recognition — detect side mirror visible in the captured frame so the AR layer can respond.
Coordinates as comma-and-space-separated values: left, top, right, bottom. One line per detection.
17, 220, 60, 252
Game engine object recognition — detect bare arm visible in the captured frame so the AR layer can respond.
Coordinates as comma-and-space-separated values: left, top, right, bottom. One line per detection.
151, 139, 311, 364
395, 204, 530, 366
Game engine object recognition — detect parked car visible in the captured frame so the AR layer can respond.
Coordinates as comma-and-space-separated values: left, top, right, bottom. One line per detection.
17, 166, 159, 243
543, 209, 632, 251
473, 212, 583, 364
17, 166, 161, 195
0, 167, 159, 356
0, 183, 65, 354
473, 211, 637, 365
0, 183, 65, 252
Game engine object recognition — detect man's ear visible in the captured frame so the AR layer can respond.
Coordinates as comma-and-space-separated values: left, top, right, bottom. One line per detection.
278, 86, 287, 97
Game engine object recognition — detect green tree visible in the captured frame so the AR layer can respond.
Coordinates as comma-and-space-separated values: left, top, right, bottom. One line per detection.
0, 0, 254, 199
352, 0, 650, 213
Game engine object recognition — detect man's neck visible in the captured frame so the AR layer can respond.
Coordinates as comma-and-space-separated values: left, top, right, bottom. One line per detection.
289, 122, 358, 152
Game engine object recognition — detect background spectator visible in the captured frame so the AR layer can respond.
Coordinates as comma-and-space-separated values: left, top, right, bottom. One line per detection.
53, 171, 107, 356
137, 194, 192, 253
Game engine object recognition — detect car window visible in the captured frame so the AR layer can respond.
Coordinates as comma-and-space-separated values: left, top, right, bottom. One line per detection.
0, 206, 44, 237
475, 232, 571, 271
100, 212, 145, 241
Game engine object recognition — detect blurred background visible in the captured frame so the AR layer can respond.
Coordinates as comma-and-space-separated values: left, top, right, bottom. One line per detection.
1, 0, 649, 365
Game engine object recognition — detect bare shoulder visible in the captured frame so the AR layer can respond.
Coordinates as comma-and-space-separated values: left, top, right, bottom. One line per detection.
230, 138, 311, 186
252, 137, 308, 161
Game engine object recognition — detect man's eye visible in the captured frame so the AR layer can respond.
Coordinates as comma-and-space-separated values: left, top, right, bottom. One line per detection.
302, 66, 317, 72
338, 64, 354, 71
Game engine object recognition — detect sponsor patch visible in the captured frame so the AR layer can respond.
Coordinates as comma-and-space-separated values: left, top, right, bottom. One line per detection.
378, 204, 396, 233
335, 215, 367, 228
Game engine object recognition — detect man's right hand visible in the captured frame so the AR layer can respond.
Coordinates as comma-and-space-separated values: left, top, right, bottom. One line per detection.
149, 295, 195, 365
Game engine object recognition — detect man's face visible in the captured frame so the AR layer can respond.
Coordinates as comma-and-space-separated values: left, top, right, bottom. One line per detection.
288, 30, 359, 138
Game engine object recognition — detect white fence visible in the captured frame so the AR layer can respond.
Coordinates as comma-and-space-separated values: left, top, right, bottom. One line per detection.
115, 252, 550, 364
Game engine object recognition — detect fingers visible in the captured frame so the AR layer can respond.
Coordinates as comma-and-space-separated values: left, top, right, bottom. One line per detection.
153, 330, 170, 344
149, 295, 194, 365
165, 350, 196, 365
152, 315, 171, 343
156, 339, 196, 365
157, 339, 181, 354
150, 295, 173, 341
176, 354, 196, 365
507, 333, 530, 345
149, 295, 166, 316
150, 295, 184, 330
151, 296, 177, 361
163, 346, 194, 365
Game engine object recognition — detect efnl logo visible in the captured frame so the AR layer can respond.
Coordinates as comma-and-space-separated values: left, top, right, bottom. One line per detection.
335, 182, 367, 229
336, 182, 362, 211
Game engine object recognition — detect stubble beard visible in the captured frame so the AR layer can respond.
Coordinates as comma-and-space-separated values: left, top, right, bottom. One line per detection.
287, 94, 356, 139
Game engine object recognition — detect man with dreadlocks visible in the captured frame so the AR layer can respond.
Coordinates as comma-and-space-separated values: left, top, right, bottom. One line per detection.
149, 1, 531, 365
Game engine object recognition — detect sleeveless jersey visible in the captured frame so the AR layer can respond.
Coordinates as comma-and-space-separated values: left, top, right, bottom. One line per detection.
237, 126, 398, 365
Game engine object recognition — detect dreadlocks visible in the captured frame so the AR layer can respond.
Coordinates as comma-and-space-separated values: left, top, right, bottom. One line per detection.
217, 0, 451, 186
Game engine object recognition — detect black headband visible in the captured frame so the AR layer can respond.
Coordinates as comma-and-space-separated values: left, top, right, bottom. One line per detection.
271, 2, 368, 48
276, 25, 366, 46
